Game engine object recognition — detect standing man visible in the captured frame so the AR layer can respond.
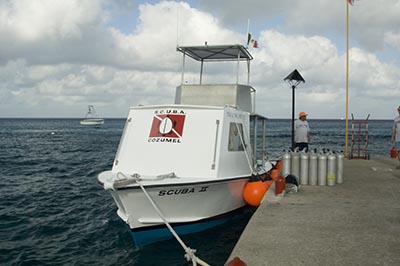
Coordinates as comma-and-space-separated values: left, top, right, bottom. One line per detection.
391, 106, 400, 168
294, 111, 311, 152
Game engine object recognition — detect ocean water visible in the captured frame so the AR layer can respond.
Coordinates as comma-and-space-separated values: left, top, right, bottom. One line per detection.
0, 118, 393, 265
265, 119, 393, 158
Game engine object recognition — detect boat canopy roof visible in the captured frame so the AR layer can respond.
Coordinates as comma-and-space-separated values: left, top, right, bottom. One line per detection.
176, 44, 255, 112
177, 44, 253, 62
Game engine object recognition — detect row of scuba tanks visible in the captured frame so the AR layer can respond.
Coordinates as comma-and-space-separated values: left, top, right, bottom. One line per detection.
281, 148, 344, 186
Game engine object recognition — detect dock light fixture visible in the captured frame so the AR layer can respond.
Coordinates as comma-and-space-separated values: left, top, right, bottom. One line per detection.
284, 69, 305, 148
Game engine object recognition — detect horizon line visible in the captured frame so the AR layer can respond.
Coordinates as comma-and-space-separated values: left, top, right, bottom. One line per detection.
0, 117, 394, 121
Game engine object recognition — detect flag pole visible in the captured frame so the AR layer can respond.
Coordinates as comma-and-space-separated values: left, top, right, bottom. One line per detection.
345, 0, 350, 158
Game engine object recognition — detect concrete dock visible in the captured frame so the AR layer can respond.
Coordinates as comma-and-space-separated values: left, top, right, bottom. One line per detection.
228, 158, 400, 266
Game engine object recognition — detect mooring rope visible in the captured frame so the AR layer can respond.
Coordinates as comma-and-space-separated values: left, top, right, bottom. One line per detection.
104, 172, 178, 190
118, 172, 210, 266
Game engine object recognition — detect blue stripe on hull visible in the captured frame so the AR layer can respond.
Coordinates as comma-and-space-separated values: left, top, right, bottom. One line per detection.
130, 207, 246, 247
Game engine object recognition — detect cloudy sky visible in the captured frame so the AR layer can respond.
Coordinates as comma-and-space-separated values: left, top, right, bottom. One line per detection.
0, 0, 399, 119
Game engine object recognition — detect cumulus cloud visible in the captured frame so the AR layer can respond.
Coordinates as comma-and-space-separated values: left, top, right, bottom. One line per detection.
385, 31, 400, 51
255, 30, 338, 72
109, 2, 239, 71
0, 0, 241, 117
0, 0, 242, 68
248, 29, 400, 119
199, 0, 400, 53
0, 0, 399, 119
0, 0, 111, 65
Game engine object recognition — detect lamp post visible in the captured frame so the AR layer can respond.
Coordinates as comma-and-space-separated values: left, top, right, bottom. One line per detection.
284, 69, 305, 148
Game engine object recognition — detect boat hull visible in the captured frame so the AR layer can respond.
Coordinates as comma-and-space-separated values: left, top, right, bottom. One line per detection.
130, 205, 250, 246
100, 173, 249, 246
80, 119, 104, 125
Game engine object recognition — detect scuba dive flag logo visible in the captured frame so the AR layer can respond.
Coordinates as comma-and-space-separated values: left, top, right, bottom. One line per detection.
149, 114, 186, 138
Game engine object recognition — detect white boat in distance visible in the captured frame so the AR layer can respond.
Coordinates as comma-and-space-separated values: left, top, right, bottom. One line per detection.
98, 44, 270, 246
80, 105, 104, 125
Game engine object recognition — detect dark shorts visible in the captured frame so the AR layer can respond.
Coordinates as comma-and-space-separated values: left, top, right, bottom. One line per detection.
395, 142, 400, 152
294, 142, 308, 152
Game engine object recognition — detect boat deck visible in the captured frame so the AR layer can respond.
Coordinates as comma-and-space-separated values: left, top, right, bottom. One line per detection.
228, 157, 400, 266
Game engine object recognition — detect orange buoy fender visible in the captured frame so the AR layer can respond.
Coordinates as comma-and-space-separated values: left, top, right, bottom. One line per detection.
225, 257, 248, 266
264, 180, 273, 190
391, 146, 397, 158
243, 181, 267, 207
268, 160, 282, 180
275, 160, 283, 172
269, 169, 280, 180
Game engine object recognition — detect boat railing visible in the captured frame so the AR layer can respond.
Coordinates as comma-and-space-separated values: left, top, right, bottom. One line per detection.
250, 114, 268, 169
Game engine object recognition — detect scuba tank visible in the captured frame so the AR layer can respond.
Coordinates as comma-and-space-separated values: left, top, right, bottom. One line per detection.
327, 151, 337, 186
299, 150, 309, 185
317, 149, 327, 186
282, 149, 291, 177
308, 148, 318, 185
336, 150, 344, 184
291, 148, 300, 179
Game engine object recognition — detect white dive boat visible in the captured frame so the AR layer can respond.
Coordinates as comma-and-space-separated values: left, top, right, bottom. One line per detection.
80, 105, 104, 125
98, 44, 271, 246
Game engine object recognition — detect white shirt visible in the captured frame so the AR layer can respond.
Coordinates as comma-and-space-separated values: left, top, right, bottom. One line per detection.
295, 119, 310, 143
